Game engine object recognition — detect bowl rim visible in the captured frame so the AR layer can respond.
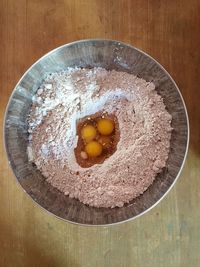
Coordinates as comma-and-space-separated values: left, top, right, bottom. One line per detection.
3, 39, 190, 226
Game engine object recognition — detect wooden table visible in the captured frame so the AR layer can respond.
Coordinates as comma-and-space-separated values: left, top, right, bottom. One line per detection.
0, 1, 199, 266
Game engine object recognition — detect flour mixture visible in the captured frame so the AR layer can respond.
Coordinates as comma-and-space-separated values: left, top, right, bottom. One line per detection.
27, 68, 172, 208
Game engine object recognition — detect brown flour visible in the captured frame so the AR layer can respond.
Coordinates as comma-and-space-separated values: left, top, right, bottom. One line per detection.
27, 68, 172, 208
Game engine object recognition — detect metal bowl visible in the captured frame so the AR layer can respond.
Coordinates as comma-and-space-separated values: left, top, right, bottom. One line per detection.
4, 40, 189, 225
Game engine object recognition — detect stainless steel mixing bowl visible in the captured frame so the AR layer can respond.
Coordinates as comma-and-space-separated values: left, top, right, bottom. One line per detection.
4, 40, 189, 225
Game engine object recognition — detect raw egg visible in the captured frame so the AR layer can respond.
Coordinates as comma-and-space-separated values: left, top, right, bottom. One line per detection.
81, 124, 97, 142
97, 118, 114, 135
85, 141, 103, 157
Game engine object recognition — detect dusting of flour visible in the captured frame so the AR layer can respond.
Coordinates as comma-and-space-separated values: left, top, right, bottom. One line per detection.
27, 68, 172, 208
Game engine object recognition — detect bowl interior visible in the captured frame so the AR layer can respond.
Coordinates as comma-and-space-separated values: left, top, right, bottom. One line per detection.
4, 40, 188, 225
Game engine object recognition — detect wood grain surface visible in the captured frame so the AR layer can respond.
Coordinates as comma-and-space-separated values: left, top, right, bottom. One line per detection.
0, 1, 199, 266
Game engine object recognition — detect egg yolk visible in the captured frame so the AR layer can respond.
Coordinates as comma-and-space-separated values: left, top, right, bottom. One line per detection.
81, 125, 97, 142
97, 118, 114, 135
85, 141, 102, 157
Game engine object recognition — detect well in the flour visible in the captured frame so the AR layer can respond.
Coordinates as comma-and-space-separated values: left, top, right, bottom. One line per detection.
27, 67, 172, 208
